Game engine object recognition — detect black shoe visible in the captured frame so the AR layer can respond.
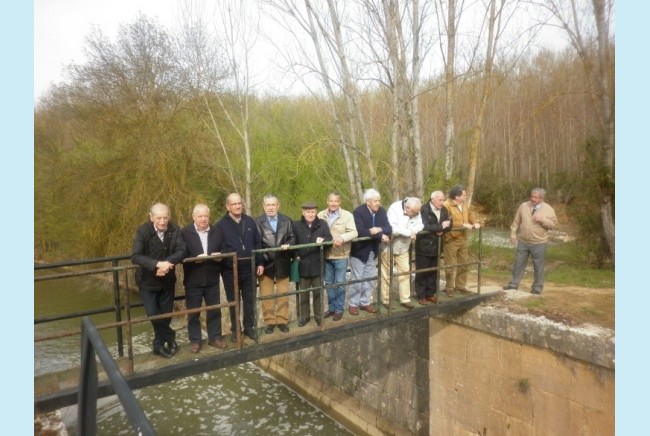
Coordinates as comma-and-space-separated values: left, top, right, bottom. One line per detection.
166, 341, 178, 356
153, 347, 173, 358
243, 329, 256, 340
531, 289, 542, 295
297, 318, 308, 327
230, 331, 238, 343
264, 325, 275, 334
277, 324, 289, 333
323, 310, 335, 318
315, 318, 322, 326
503, 285, 518, 290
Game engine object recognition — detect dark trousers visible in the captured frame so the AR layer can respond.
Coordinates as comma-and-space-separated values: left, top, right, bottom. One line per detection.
221, 266, 255, 334
415, 255, 439, 299
139, 287, 176, 349
185, 284, 222, 343
298, 276, 323, 322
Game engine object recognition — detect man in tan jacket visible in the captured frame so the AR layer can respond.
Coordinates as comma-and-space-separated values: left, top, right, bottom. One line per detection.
503, 188, 558, 294
318, 192, 358, 320
443, 185, 480, 296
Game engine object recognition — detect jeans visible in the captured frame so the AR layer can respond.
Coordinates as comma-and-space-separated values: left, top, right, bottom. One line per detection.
348, 251, 377, 307
325, 258, 348, 314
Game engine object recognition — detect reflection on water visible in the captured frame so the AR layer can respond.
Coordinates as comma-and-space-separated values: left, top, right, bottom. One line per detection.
62, 362, 350, 435
36, 272, 350, 435
34, 273, 147, 376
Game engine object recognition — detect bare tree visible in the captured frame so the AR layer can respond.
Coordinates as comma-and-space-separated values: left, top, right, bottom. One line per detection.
363, 0, 430, 198
178, 0, 259, 211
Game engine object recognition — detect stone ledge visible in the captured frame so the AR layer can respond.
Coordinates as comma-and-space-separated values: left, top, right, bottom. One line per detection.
440, 305, 614, 369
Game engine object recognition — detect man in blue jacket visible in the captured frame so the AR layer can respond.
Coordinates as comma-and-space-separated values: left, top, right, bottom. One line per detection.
216, 193, 264, 341
131, 203, 186, 358
181, 204, 227, 353
349, 189, 392, 315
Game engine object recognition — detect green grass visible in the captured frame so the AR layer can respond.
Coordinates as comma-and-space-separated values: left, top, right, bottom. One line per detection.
470, 239, 614, 289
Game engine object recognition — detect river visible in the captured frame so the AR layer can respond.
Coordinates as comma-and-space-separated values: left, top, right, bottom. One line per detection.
35, 273, 350, 435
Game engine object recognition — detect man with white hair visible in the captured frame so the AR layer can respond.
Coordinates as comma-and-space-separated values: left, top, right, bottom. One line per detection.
181, 204, 227, 353
381, 197, 424, 309
348, 189, 392, 315
131, 203, 186, 358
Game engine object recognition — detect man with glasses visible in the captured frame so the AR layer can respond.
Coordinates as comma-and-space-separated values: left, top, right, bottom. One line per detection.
216, 193, 264, 341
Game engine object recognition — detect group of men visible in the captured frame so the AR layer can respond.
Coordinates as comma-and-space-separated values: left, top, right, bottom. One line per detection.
131, 187, 557, 358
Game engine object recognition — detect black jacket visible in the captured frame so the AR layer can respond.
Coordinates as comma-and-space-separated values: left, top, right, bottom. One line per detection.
293, 217, 333, 278
131, 221, 186, 292
415, 201, 450, 257
254, 213, 296, 279
215, 213, 264, 269
180, 223, 224, 288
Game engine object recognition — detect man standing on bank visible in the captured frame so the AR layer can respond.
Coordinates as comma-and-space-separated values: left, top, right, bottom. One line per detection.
503, 188, 558, 294
349, 189, 392, 315
255, 194, 296, 334
318, 192, 358, 321
293, 202, 333, 326
181, 203, 227, 353
442, 185, 481, 297
216, 193, 264, 341
415, 191, 451, 304
131, 203, 186, 358
381, 197, 423, 309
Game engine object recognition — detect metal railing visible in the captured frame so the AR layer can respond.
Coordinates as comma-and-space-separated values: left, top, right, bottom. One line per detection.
34, 228, 483, 361
78, 316, 156, 435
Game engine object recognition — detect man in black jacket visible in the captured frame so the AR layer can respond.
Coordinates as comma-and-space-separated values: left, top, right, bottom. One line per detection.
293, 202, 332, 327
414, 191, 451, 304
255, 195, 296, 334
216, 193, 264, 342
181, 204, 227, 353
131, 203, 186, 358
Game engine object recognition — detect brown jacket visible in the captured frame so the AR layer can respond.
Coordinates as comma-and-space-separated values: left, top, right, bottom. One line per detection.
443, 199, 478, 242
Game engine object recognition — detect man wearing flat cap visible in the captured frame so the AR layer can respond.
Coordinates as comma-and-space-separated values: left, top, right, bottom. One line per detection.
293, 202, 333, 327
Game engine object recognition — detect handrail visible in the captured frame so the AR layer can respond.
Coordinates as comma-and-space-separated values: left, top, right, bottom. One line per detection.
78, 316, 156, 436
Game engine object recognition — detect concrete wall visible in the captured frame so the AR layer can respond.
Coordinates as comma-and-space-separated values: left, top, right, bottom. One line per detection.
259, 306, 614, 436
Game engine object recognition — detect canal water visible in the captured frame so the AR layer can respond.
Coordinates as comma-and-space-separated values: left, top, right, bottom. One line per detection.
35, 273, 351, 435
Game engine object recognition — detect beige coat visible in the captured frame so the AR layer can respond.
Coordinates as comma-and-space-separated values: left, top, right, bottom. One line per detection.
317, 208, 358, 259
510, 201, 558, 244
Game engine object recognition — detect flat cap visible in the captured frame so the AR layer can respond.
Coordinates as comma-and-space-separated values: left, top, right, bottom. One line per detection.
301, 201, 318, 209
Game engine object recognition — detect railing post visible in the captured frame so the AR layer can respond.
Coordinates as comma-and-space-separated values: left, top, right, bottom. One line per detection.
112, 259, 124, 357
78, 319, 98, 436
477, 227, 483, 295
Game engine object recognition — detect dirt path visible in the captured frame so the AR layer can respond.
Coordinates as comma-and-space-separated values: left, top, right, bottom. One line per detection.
480, 277, 614, 330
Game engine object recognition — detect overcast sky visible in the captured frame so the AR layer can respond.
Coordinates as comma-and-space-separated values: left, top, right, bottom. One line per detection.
35, 0, 179, 100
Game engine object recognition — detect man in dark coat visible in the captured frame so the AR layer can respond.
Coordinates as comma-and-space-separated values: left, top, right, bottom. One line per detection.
255, 194, 296, 334
131, 203, 186, 358
349, 189, 392, 314
293, 202, 333, 327
414, 191, 451, 304
216, 193, 264, 342
181, 204, 227, 353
